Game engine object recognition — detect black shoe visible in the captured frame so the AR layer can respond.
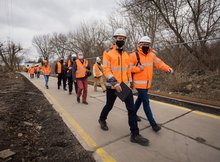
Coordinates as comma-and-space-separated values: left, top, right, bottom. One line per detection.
152, 124, 161, 132
77, 97, 80, 103
98, 119, 108, 131
130, 134, 149, 146
64, 88, 67, 91
82, 101, 88, 105
58, 86, 60, 89
137, 116, 141, 122
69, 92, 72, 95
46, 85, 49, 89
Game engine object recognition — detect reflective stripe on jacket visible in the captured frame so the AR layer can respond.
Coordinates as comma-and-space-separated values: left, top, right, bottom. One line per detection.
93, 63, 102, 77
103, 44, 131, 88
76, 59, 88, 78
129, 47, 170, 89
42, 65, 51, 75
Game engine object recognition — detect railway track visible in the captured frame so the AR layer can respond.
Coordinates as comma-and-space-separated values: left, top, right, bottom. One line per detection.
88, 79, 220, 116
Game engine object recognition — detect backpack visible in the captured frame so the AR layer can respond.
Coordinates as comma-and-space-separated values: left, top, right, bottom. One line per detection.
131, 51, 141, 89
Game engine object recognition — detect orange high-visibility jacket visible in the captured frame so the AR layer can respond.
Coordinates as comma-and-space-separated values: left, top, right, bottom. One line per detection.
129, 47, 170, 89
75, 59, 88, 78
42, 65, 51, 75
103, 44, 132, 88
35, 66, 40, 72
56, 62, 62, 74
93, 63, 102, 77
28, 67, 35, 74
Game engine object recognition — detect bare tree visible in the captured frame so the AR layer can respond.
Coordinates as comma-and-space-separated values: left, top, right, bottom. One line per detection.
0, 41, 23, 71
32, 34, 53, 60
50, 33, 68, 58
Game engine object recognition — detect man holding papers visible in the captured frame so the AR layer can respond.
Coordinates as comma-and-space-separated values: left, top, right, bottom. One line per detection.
98, 28, 149, 146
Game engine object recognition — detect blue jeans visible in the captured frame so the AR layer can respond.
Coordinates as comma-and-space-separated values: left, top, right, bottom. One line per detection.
135, 89, 156, 126
99, 88, 139, 135
44, 75, 49, 86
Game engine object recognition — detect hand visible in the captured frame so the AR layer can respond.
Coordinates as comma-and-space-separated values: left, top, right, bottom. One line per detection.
115, 85, 122, 93
168, 67, 174, 74
139, 65, 144, 71
69, 67, 72, 70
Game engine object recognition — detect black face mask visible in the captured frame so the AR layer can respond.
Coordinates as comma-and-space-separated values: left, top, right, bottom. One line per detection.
60, 60, 64, 64
72, 58, 76, 61
116, 40, 125, 48
142, 46, 149, 54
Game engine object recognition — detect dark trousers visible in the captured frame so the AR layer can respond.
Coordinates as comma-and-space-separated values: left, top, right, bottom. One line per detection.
57, 74, 66, 89
99, 89, 139, 135
68, 77, 73, 93
73, 81, 78, 94
135, 89, 156, 126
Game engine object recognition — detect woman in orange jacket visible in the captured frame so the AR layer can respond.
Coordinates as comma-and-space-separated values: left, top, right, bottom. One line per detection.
129, 36, 174, 132
42, 60, 51, 89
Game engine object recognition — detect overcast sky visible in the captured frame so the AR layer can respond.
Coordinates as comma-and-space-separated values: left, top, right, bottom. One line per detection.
0, 0, 119, 59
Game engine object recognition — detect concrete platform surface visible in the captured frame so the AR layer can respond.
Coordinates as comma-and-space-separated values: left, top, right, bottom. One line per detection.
23, 73, 220, 162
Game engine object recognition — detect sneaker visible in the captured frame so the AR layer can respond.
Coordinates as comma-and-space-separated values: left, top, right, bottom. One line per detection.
46, 85, 49, 89
69, 92, 72, 95
98, 119, 108, 131
130, 134, 149, 146
152, 124, 161, 132
82, 101, 88, 105
77, 97, 80, 103
137, 116, 141, 122
64, 88, 67, 91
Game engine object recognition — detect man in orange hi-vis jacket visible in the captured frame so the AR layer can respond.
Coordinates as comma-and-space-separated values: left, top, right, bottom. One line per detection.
93, 57, 106, 92
98, 28, 149, 146
129, 36, 174, 132
28, 65, 35, 79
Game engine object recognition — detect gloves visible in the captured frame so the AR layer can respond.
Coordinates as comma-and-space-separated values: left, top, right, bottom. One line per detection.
107, 77, 118, 86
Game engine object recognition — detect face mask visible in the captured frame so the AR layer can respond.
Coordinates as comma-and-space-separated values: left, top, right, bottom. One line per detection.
116, 40, 125, 48
60, 60, 64, 64
72, 58, 76, 61
142, 46, 149, 54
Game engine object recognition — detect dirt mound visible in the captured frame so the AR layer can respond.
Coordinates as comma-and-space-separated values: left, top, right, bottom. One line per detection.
152, 70, 220, 104
0, 72, 95, 162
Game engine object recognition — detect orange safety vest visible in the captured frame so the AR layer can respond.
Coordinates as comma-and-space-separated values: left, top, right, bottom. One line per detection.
103, 44, 131, 88
42, 65, 51, 75
75, 59, 88, 78
93, 63, 102, 77
129, 47, 170, 89
56, 62, 62, 74
35, 66, 40, 72
28, 67, 35, 74
67, 60, 72, 72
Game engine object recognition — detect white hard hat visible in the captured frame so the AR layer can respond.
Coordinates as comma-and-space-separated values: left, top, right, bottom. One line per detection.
96, 57, 101, 62
138, 36, 151, 43
113, 28, 126, 37
72, 53, 77, 57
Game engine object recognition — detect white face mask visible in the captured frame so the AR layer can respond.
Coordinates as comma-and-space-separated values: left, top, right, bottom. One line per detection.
78, 55, 84, 59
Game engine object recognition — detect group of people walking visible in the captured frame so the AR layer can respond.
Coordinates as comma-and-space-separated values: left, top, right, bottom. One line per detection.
28, 28, 173, 146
